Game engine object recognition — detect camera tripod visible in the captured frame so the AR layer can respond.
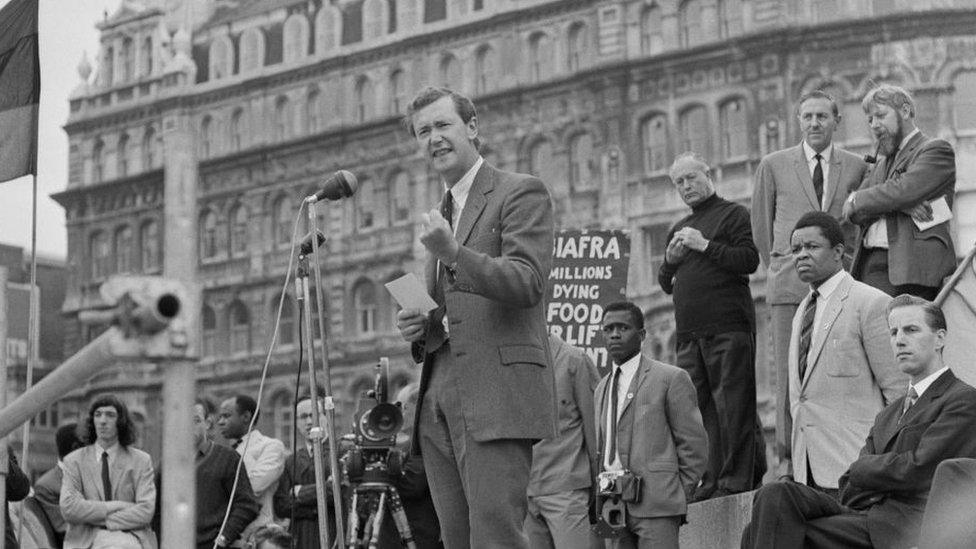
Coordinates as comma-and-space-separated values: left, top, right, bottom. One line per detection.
346, 479, 417, 549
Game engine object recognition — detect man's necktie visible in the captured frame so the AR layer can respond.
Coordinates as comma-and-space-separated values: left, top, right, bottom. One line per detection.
606, 367, 621, 465
434, 190, 454, 307
798, 290, 819, 381
441, 189, 454, 231
101, 451, 112, 500
901, 387, 919, 420
813, 153, 824, 208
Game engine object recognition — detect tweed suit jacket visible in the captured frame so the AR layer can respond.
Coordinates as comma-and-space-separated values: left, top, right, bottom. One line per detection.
410, 162, 557, 451
788, 272, 908, 488
594, 355, 708, 518
850, 131, 957, 287
60, 444, 158, 549
838, 370, 976, 549
753, 143, 868, 304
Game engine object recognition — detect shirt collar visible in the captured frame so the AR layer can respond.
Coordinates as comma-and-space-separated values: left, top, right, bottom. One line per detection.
909, 366, 949, 398
811, 269, 847, 298
94, 441, 121, 462
613, 352, 641, 378
802, 141, 833, 163
899, 128, 920, 150
446, 156, 483, 203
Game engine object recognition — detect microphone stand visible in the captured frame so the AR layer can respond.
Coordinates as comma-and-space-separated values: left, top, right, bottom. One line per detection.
304, 197, 347, 547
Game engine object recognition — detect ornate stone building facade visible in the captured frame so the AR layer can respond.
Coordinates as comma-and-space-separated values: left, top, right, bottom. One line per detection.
52, 0, 976, 461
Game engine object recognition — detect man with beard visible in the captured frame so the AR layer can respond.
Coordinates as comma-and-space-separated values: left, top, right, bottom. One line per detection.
843, 84, 957, 300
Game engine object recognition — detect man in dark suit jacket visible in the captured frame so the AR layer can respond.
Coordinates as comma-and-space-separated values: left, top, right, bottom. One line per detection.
844, 84, 957, 301
33, 422, 85, 546
741, 295, 976, 549
594, 301, 708, 549
396, 86, 556, 548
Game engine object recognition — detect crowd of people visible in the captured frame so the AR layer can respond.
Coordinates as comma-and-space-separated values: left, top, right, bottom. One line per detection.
4, 82, 972, 549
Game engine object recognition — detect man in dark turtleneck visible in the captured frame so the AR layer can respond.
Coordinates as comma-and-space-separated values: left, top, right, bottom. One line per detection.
658, 152, 762, 501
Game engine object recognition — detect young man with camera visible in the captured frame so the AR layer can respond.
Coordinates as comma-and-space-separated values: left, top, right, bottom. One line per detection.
594, 301, 708, 548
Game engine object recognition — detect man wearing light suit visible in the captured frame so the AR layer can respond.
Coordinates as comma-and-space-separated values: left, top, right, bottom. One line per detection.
786, 212, 907, 496
594, 301, 708, 548
61, 395, 157, 549
396, 86, 556, 549
742, 295, 976, 549
753, 90, 868, 461
844, 84, 957, 301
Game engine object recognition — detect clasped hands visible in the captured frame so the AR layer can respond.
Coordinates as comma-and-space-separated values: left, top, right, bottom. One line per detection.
665, 227, 709, 265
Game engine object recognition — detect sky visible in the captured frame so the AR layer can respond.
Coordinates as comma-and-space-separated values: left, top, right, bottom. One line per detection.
1, 0, 119, 259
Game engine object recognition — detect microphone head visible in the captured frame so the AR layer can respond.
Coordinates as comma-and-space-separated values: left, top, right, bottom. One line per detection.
328, 170, 358, 200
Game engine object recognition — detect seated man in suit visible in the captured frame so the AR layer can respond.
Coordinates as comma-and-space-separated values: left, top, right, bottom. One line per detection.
741, 295, 976, 549
60, 395, 157, 549
33, 422, 85, 546
594, 301, 708, 549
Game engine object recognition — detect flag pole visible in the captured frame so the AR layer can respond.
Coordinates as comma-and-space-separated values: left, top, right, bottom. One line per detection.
935, 243, 976, 308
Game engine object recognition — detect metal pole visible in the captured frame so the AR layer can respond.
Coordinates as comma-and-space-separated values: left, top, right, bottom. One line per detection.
1, 266, 9, 549
307, 201, 347, 546
295, 257, 333, 549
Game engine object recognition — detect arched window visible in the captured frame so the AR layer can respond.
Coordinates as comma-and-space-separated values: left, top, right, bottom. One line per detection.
200, 210, 219, 260
114, 226, 133, 274
440, 54, 461, 88
353, 281, 377, 334
139, 220, 159, 272
953, 70, 976, 131
529, 140, 563, 195
271, 392, 294, 450
90, 231, 110, 279
355, 77, 374, 122
209, 36, 232, 80
474, 45, 496, 95
200, 115, 213, 157
389, 70, 406, 114
569, 133, 595, 190
117, 133, 129, 177
720, 98, 748, 158
274, 96, 290, 140
391, 172, 413, 224
679, 105, 708, 156
273, 196, 293, 246
528, 33, 554, 83
356, 179, 374, 230
121, 38, 134, 82
315, 5, 339, 54
277, 296, 295, 346
567, 23, 588, 72
202, 305, 217, 357
140, 36, 153, 77
717, 0, 742, 39
229, 300, 252, 354
761, 118, 781, 155
641, 4, 664, 55
678, 0, 703, 48
142, 127, 156, 170
92, 139, 105, 183
342, 2, 364, 44
283, 14, 309, 63
306, 89, 321, 133
641, 114, 669, 173
101, 45, 114, 87
229, 203, 248, 255
240, 28, 264, 73
424, 0, 447, 23
229, 108, 243, 151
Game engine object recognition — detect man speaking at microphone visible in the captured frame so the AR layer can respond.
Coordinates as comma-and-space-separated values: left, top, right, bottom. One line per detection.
396, 86, 557, 549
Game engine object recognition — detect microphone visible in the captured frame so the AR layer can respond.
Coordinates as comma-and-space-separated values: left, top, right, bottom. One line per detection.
298, 230, 326, 255
306, 170, 358, 203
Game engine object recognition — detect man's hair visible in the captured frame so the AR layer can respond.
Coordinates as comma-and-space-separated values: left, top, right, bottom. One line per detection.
402, 86, 481, 148
795, 89, 840, 118
296, 385, 326, 407
232, 394, 259, 423
792, 211, 845, 248
602, 301, 645, 330
669, 151, 713, 179
195, 397, 216, 418
55, 423, 84, 459
86, 395, 137, 447
252, 523, 293, 548
861, 84, 915, 118
887, 294, 947, 332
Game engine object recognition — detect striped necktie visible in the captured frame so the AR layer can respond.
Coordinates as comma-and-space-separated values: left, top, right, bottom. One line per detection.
901, 387, 919, 420
798, 290, 819, 381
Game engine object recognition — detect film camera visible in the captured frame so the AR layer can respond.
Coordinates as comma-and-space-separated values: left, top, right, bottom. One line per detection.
592, 470, 643, 539
342, 358, 417, 549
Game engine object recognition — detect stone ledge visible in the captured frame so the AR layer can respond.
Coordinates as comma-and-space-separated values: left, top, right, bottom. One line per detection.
679, 491, 755, 549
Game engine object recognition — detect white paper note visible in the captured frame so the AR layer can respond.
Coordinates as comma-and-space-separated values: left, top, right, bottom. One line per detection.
384, 273, 438, 313
914, 197, 953, 231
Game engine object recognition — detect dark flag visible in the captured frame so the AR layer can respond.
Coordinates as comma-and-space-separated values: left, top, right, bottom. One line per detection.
0, 0, 40, 184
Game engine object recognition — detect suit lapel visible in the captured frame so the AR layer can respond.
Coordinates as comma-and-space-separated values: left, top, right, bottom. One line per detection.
877, 370, 955, 451
618, 358, 648, 421
885, 131, 925, 179
595, 376, 609, 458
792, 146, 821, 211
824, 152, 843, 211
110, 448, 127, 499
802, 276, 850, 387
454, 163, 493, 246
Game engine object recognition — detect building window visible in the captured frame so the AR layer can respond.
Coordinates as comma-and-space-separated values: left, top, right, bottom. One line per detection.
121, 38, 134, 82
720, 98, 748, 159
569, 133, 595, 190
474, 45, 496, 95
953, 70, 976, 131
440, 54, 461, 88
117, 133, 129, 177
90, 231, 110, 279
717, 0, 742, 39
643, 223, 671, 281
679, 105, 708, 156
140, 220, 159, 272
678, 0, 703, 48
389, 70, 406, 114
278, 296, 295, 346
229, 109, 243, 151
353, 281, 377, 334
356, 180, 374, 230
209, 37, 232, 79
274, 96, 290, 140
102, 46, 114, 87
391, 172, 413, 223
230, 203, 248, 256
142, 127, 156, 170
229, 301, 251, 354
424, 0, 446, 22
355, 77, 374, 122
273, 196, 293, 246
141, 36, 153, 77
641, 114, 669, 173
529, 139, 563, 195
316, 6, 338, 54
202, 305, 217, 357
272, 392, 294, 450
306, 89, 321, 133
342, 1, 364, 44
200, 115, 213, 157
528, 33, 553, 83
92, 139, 105, 183
114, 226, 133, 274
473, 0, 483, 10
640, 4, 663, 55
240, 28, 264, 73
200, 210, 219, 260
761, 118, 781, 155
567, 23, 587, 72
283, 14, 309, 63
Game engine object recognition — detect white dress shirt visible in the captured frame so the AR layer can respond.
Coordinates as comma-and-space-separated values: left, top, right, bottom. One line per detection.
864, 128, 920, 248
445, 156, 483, 235
909, 366, 949, 399
802, 141, 832, 210
603, 352, 640, 471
